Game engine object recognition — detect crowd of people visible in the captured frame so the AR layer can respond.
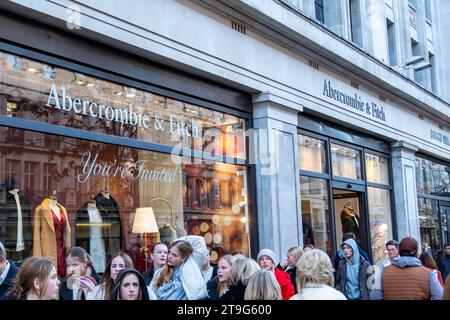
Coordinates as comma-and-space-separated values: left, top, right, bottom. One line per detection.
0, 234, 449, 300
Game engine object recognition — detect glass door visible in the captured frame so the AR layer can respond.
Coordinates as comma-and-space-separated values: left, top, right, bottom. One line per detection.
332, 182, 368, 254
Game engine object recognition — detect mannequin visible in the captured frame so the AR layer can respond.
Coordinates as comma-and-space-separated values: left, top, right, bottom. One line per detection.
0, 178, 32, 262
92, 187, 122, 258
33, 191, 71, 278
340, 202, 361, 241
75, 196, 106, 273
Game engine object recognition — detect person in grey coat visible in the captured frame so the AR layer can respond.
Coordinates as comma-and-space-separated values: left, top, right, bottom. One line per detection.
335, 238, 370, 300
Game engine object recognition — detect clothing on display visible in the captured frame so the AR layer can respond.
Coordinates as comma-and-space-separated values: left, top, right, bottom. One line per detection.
0, 183, 33, 262
94, 191, 122, 255
75, 200, 106, 273
340, 202, 361, 240
33, 196, 71, 278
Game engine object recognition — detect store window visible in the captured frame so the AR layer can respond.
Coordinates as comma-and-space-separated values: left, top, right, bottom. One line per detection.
418, 198, 442, 258
0, 52, 246, 161
367, 187, 393, 264
415, 157, 450, 194
331, 143, 362, 180
416, 156, 450, 259
0, 51, 251, 273
365, 153, 389, 185
0, 127, 250, 274
298, 135, 327, 173
300, 176, 332, 257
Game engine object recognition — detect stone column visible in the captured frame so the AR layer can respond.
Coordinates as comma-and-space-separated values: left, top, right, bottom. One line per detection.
251, 93, 303, 261
391, 141, 420, 242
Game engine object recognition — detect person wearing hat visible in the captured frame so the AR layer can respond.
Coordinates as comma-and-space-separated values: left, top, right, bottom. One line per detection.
111, 268, 149, 300
257, 248, 295, 300
0, 241, 20, 300
370, 236, 443, 300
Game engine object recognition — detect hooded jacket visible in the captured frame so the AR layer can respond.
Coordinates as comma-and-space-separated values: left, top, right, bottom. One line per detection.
111, 268, 149, 300
335, 238, 370, 300
0, 261, 19, 300
370, 256, 443, 300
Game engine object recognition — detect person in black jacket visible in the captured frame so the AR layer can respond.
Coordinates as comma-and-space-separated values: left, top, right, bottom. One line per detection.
142, 243, 168, 285
219, 258, 259, 301
59, 247, 100, 300
0, 241, 20, 300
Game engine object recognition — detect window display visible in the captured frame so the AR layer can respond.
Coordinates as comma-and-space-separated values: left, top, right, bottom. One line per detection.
0, 50, 251, 271
0, 127, 250, 269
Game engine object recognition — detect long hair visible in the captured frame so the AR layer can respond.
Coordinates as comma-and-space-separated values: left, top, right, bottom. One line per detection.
154, 240, 192, 288
419, 252, 438, 270
101, 252, 133, 300
217, 255, 237, 297
244, 270, 282, 300
9, 257, 54, 300
296, 249, 334, 291
229, 257, 260, 287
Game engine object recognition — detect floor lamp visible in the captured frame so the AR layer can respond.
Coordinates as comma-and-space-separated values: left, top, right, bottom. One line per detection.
132, 207, 159, 270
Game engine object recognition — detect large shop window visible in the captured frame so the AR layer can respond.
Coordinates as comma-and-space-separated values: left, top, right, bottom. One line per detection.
415, 156, 450, 259
300, 176, 332, 257
0, 51, 251, 274
0, 52, 246, 160
0, 127, 250, 274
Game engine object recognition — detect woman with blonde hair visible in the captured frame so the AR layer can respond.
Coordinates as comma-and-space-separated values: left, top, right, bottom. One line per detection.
290, 249, 346, 300
5, 257, 60, 300
87, 252, 133, 300
284, 246, 303, 292
219, 257, 260, 300
206, 254, 237, 299
244, 269, 282, 300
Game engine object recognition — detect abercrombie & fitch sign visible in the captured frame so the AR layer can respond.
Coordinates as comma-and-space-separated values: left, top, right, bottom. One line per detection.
322, 79, 386, 122
46, 84, 200, 138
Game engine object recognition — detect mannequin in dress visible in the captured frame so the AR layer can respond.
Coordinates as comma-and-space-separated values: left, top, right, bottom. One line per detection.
33, 191, 71, 278
0, 178, 32, 263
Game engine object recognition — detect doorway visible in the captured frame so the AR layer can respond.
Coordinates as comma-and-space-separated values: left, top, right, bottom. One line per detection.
332, 186, 368, 253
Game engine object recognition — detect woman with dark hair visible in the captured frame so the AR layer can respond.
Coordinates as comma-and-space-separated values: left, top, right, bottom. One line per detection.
5, 257, 59, 300
443, 275, 450, 300
87, 252, 133, 300
59, 246, 100, 300
149, 237, 207, 300
420, 252, 444, 287
111, 268, 149, 300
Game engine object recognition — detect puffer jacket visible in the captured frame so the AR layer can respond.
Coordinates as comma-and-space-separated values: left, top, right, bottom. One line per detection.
274, 267, 295, 300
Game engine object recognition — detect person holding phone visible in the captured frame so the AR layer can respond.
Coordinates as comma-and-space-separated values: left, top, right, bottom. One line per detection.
59, 247, 100, 300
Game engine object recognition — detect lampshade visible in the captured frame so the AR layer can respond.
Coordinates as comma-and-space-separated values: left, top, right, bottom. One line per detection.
132, 207, 159, 233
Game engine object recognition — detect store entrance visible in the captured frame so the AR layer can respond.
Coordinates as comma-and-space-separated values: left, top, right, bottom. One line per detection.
332, 184, 368, 254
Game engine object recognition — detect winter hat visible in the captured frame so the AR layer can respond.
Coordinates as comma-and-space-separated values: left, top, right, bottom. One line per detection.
399, 236, 418, 257
257, 249, 278, 266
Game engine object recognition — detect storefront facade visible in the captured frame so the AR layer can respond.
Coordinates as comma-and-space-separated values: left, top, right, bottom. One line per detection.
0, 1, 449, 269
0, 15, 256, 273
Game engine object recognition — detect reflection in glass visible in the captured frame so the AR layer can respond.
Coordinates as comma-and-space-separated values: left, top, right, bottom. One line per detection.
365, 153, 389, 185
0, 52, 246, 160
418, 197, 442, 259
298, 134, 327, 173
367, 187, 393, 265
415, 157, 450, 194
0, 126, 250, 270
300, 176, 332, 257
331, 143, 362, 180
